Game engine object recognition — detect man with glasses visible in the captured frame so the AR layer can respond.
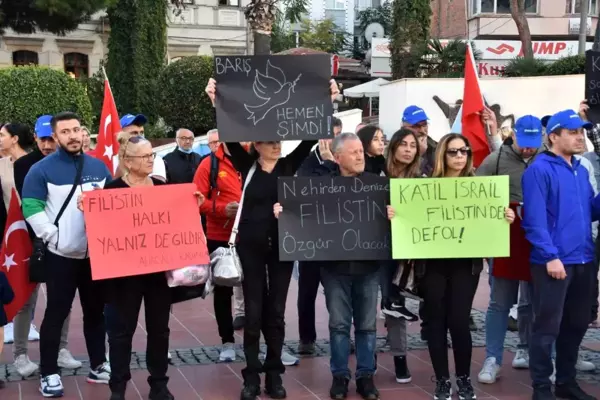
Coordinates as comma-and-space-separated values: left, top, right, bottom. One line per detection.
119, 114, 167, 182
207, 129, 220, 153
163, 128, 202, 184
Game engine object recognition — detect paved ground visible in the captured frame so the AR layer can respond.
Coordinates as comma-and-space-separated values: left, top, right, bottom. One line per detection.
2, 271, 600, 399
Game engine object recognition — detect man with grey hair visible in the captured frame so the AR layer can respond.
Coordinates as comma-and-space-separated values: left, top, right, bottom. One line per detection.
313, 132, 381, 399
163, 128, 202, 184
207, 129, 220, 153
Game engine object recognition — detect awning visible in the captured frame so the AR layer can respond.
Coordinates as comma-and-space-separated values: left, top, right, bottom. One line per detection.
343, 78, 389, 98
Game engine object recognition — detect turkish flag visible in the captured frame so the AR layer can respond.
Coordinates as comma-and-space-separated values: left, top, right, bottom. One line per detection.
1, 189, 35, 322
492, 202, 531, 282
461, 43, 490, 167
96, 79, 121, 175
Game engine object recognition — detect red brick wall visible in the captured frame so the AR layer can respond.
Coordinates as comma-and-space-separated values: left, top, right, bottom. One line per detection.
430, 0, 468, 39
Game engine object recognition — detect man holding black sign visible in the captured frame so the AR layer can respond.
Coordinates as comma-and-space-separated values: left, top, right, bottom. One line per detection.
274, 132, 381, 400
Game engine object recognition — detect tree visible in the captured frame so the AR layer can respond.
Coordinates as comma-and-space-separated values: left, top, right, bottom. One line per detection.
106, 0, 168, 125
502, 57, 547, 77
0, 66, 93, 128
509, 0, 533, 59
299, 19, 349, 54
389, 0, 432, 79
271, 13, 296, 53
424, 39, 482, 78
156, 57, 216, 137
357, 2, 392, 35
245, 0, 308, 55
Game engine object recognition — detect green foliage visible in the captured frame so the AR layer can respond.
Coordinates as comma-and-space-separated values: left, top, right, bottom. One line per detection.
0, 66, 92, 128
271, 14, 296, 53
156, 56, 215, 137
357, 2, 392, 35
0, 0, 110, 34
390, 0, 432, 79
106, 0, 167, 127
502, 57, 548, 77
83, 60, 106, 132
545, 54, 585, 76
424, 39, 482, 78
299, 19, 349, 54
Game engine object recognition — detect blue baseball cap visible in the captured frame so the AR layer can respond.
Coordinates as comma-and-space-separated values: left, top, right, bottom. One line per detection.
514, 115, 543, 149
120, 114, 147, 128
402, 105, 428, 125
545, 109, 592, 133
34, 115, 53, 138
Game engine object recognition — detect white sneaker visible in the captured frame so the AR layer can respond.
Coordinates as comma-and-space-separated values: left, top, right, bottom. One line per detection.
57, 348, 82, 369
512, 349, 529, 369
3, 322, 14, 344
168, 351, 172, 360
219, 343, 236, 362
28, 324, 40, 341
14, 354, 39, 377
477, 357, 500, 384
40, 374, 64, 398
281, 351, 299, 366
87, 361, 110, 384
550, 360, 556, 384
576, 357, 595, 372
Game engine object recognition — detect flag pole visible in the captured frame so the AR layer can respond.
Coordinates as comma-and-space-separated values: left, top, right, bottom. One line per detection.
101, 66, 117, 98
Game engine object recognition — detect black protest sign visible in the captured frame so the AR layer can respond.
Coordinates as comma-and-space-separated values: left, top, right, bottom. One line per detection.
277, 176, 392, 261
214, 55, 334, 142
586, 50, 600, 124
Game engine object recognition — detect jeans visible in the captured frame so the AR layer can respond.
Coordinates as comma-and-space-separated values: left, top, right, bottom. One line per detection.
208, 240, 236, 344
485, 275, 531, 365
529, 263, 595, 387
40, 252, 106, 377
238, 238, 293, 384
422, 260, 479, 379
321, 267, 379, 379
107, 272, 171, 392
297, 262, 321, 344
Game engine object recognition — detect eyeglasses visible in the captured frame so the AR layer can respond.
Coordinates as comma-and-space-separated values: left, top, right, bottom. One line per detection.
124, 153, 156, 162
446, 147, 471, 157
178, 137, 194, 142
208, 140, 220, 146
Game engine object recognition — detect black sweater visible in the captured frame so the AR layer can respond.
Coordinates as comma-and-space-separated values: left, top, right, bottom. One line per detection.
226, 141, 316, 245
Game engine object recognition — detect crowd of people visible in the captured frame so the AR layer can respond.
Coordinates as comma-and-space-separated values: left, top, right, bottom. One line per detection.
0, 76, 597, 400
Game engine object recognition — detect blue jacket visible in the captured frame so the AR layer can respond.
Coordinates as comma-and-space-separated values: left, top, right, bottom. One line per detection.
0, 271, 14, 326
522, 151, 600, 265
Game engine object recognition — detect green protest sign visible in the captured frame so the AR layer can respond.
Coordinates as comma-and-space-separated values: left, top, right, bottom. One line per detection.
390, 176, 510, 259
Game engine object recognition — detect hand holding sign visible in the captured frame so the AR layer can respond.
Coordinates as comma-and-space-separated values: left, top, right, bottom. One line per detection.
273, 202, 283, 219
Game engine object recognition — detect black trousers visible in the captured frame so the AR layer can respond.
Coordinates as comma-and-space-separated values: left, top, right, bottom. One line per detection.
108, 272, 171, 391
238, 238, 293, 384
421, 261, 479, 379
297, 262, 321, 343
208, 239, 235, 344
40, 252, 106, 377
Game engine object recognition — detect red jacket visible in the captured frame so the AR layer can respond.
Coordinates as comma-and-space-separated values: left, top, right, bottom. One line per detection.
194, 145, 242, 242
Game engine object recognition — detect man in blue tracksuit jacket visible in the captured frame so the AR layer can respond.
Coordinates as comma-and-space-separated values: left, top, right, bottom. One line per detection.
522, 109, 600, 400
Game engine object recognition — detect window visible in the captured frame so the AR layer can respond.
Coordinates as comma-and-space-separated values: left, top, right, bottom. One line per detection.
63, 52, 89, 79
472, 0, 537, 14
326, 0, 346, 10
12, 50, 39, 66
567, 0, 598, 15
219, 0, 239, 6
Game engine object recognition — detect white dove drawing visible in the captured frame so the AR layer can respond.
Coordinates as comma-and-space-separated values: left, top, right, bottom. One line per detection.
244, 60, 302, 125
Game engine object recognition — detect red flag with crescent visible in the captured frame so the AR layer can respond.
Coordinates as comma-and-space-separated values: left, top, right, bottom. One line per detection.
1, 189, 35, 321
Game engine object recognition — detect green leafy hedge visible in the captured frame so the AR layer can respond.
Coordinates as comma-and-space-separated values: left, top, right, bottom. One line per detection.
156, 56, 216, 137
502, 55, 585, 77
545, 54, 585, 75
0, 66, 93, 128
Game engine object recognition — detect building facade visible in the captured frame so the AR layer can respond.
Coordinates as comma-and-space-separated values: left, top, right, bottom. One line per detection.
0, 0, 250, 78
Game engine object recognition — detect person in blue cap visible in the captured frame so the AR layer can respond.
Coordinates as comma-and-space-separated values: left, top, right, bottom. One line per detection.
401, 106, 434, 176
118, 114, 167, 182
522, 109, 600, 400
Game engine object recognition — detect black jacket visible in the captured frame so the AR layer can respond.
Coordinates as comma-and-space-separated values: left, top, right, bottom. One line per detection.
313, 161, 381, 275
14, 148, 44, 198
365, 154, 386, 176
163, 149, 203, 184
296, 146, 323, 177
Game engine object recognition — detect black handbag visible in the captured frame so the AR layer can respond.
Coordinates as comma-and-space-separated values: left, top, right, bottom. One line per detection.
169, 284, 206, 304
29, 155, 85, 283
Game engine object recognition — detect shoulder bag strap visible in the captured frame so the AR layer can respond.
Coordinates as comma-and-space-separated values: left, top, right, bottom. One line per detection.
54, 154, 85, 226
228, 162, 256, 246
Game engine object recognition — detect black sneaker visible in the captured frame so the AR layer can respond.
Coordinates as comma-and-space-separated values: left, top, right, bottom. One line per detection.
356, 376, 379, 400
265, 374, 287, 399
456, 376, 476, 400
329, 376, 349, 399
434, 379, 452, 400
555, 382, 596, 400
240, 383, 261, 400
149, 385, 175, 400
233, 316, 245, 331
394, 356, 412, 383
533, 385, 556, 400
297, 341, 316, 355
382, 300, 418, 321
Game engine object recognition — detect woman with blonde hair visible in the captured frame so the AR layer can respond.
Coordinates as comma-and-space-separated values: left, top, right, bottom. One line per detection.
81, 126, 92, 153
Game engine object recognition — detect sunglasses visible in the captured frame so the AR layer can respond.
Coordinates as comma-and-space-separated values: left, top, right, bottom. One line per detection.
123, 135, 148, 158
446, 147, 471, 157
